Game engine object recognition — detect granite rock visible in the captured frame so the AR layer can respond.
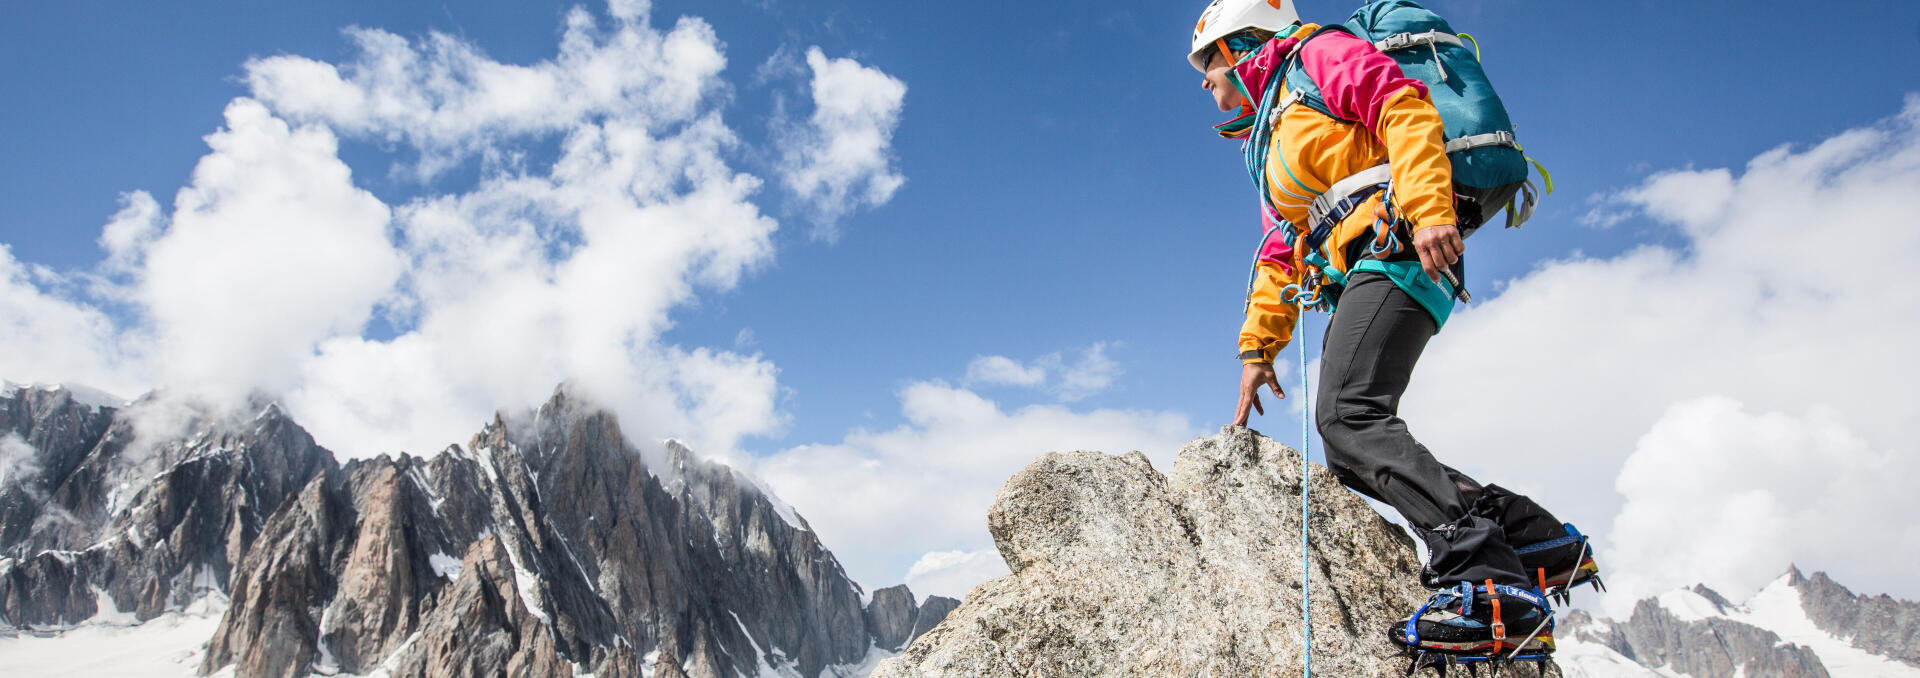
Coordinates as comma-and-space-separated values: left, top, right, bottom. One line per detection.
875, 426, 1431, 677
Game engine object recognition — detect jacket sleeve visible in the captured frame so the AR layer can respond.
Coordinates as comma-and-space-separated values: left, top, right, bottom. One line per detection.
1301, 31, 1457, 233
1239, 231, 1303, 364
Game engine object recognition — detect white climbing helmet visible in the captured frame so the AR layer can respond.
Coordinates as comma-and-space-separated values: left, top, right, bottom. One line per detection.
1188, 0, 1301, 72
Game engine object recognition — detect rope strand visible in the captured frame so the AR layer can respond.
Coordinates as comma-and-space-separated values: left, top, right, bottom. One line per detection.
1299, 300, 1313, 678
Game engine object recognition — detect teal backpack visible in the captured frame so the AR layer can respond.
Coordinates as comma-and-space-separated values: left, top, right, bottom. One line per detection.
1248, 0, 1549, 241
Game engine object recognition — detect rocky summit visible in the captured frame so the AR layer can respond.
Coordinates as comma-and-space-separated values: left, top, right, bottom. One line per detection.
875, 426, 1433, 678
0, 383, 956, 678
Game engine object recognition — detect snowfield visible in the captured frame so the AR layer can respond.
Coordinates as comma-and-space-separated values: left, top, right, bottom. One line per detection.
0, 611, 221, 678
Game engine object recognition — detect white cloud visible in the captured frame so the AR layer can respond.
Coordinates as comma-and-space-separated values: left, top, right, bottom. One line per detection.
97, 191, 161, 275
964, 355, 1046, 387
961, 342, 1124, 402
0, 433, 39, 487
1599, 397, 1916, 617
905, 549, 1010, 601
752, 380, 1197, 590
1056, 342, 1120, 402
0, 246, 145, 397
1398, 95, 1920, 608
245, 7, 726, 181
778, 47, 907, 236
140, 98, 403, 405
0, 1, 906, 462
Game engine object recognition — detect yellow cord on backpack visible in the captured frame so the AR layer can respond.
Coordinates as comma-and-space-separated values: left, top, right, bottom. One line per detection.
1457, 33, 1481, 61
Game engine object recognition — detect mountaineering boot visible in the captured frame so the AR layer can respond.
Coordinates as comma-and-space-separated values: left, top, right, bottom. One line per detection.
1467, 485, 1604, 604
1513, 523, 1604, 604
1390, 580, 1555, 658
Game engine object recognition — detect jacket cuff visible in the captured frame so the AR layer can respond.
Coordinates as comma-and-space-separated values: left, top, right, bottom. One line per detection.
1408, 216, 1453, 234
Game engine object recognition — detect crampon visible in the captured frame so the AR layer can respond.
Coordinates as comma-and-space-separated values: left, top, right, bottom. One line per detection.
1392, 580, 1558, 676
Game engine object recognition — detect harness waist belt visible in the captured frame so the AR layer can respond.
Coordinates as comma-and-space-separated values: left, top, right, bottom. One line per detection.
1307, 164, 1393, 234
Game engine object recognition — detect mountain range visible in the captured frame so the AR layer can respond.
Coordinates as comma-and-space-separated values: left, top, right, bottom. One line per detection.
3, 382, 1917, 678
0, 382, 955, 677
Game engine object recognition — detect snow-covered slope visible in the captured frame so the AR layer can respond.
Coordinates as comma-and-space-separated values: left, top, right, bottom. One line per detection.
0, 597, 225, 678
1562, 571, 1920, 677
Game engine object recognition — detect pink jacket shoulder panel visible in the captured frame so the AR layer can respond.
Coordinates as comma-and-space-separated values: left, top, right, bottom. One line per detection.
1298, 30, 1428, 134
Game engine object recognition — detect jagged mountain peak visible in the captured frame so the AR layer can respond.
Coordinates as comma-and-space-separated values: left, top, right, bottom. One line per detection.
0, 381, 129, 412
2, 382, 958, 678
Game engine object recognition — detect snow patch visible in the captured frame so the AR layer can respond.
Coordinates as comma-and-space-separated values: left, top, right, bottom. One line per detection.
0, 608, 224, 677
88, 587, 138, 626
1553, 634, 1664, 677
728, 467, 806, 532
500, 543, 551, 626
1569, 574, 1920, 678
822, 642, 898, 678
1729, 575, 1920, 678
728, 610, 793, 678
428, 552, 462, 580
1655, 588, 1723, 623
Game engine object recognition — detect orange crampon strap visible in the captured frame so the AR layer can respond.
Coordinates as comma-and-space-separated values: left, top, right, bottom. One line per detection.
1486, 579, 1507, 651
1538, 568, 1548, 593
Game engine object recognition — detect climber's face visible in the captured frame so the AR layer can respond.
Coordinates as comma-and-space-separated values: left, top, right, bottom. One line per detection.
1201, 49, 1246, 113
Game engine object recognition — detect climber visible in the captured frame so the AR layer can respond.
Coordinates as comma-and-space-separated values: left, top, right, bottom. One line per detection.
1188, 0, 1601, 662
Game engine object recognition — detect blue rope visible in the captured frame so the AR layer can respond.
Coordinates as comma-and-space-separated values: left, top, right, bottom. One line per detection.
1299, 300, 1313, 678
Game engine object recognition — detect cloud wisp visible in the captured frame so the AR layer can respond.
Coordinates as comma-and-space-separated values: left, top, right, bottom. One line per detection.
0, 2, 906, 462
963, 342, 1123, 402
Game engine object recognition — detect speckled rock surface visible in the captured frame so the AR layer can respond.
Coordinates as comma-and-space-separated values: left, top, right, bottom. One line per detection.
874, 426, 1433, 678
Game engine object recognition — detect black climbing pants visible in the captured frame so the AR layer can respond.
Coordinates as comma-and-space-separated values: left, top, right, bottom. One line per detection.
1315, 272, 1565, 590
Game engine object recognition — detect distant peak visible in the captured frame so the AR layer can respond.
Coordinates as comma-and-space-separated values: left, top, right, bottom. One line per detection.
0, 380, 130, 409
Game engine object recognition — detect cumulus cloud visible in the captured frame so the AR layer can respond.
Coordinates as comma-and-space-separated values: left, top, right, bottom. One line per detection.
777, 47, 907, 236
97, 191, 161, 275
142, 98, 403, 403
0, 246, 145, 397
961, 342, 1123, 402
905, 549, 1011, 601
245, 7, 727, 180
1398, 95, 1920, 608
752, 380, 1197, 590
1600, 397, 1916, 616
0, 1, 905, 461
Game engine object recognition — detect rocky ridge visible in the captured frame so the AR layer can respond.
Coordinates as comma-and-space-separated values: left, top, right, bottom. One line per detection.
0, 384, 956, 677
1562, 568, 1920, 677
1791, 567, 1920, 668
1564, 587, 1830, 677
875, 426, 1432, 677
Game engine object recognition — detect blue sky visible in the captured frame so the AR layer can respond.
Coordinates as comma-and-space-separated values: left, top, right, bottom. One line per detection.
8, 0, 1917, 443
5, 0, 1920, 605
